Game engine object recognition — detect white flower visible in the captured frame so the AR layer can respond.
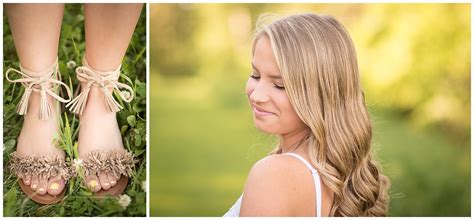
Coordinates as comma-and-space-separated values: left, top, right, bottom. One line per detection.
67, 60, 76, 69
121, 91, 131, 100
141, 180, 146, 192
72, 158, 83, 171
117, 194, 132, 209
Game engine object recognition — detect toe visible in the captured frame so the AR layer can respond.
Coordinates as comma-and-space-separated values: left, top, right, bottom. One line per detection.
98, 172, 111, 190
85, 175, 101, 192
37, 177, 48, 195
107, 173, 117, 187
47, 177, 65, 196
31, 176, 39, 191
22, 175, 31, 186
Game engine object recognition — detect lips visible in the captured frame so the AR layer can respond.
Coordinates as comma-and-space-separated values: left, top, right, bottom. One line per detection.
252, 104, 275, 116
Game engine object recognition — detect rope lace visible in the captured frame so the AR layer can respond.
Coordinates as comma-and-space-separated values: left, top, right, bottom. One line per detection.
66, 58, 134, 114
5, 59, 73, 120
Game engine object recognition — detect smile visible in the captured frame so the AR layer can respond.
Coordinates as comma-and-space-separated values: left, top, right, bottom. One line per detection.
252, 105, 275, 116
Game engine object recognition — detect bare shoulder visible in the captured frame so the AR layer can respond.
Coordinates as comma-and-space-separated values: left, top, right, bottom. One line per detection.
245, 154, 309, 180
240, 154, 316, 216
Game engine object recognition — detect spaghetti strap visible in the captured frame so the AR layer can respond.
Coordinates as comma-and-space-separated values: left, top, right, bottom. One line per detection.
284, 153, 323, 217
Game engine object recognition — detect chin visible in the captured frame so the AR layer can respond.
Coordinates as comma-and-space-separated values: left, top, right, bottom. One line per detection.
253, 119, 281, 135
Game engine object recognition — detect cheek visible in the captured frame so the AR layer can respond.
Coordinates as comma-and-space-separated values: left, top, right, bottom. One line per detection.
275, 93, 306, 131
245, 78, 256, 98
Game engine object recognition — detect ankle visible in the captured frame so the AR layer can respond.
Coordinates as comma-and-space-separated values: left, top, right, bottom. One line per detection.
6, 58, 72, 120
19, 57, 58, 77
19, 58, 58, 78
67, 56, 133, 115
84, 54, 122, 72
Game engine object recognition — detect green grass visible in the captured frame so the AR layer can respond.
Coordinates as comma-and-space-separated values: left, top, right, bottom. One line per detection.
150, 73, 470, 217
3, 4, 146, 217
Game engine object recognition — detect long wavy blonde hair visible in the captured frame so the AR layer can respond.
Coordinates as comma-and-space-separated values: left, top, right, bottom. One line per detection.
252, 13, 390, 216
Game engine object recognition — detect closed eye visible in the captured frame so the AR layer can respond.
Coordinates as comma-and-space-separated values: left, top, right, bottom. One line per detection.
250, 73, 260, 80
274, 84, 285, 90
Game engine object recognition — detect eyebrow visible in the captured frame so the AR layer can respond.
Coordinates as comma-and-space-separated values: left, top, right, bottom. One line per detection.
251, 63, 282, 79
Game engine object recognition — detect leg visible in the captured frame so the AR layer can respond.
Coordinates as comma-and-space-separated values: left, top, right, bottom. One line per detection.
79, 3, 142, 192
6, 3, 64, 72
6, 3, 66, 197
84, 3, 143, 70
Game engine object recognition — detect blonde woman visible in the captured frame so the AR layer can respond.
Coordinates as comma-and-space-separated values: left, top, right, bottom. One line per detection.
224, 13, 390, 217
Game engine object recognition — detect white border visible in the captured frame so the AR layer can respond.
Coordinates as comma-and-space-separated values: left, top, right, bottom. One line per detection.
146, 2, 151, 218
2, 0, 472, 3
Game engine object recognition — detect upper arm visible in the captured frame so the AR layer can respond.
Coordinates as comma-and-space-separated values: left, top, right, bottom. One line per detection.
239, 155, 313, 217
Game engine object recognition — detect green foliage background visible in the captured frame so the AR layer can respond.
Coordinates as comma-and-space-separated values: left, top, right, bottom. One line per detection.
3, 4, 146, 216
150, 4, 470, 217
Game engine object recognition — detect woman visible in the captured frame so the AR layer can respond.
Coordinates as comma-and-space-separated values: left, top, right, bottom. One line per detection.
224, 13, 390, 217
5, 3, 142, 204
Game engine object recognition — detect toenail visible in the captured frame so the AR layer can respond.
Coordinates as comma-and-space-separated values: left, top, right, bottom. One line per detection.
32, 184, 37, 189
49, 183, 59, 191
89, 180, 98, 188
25, 180, 30, 184
38, 188, 45, 192
104, 182, 110, 187
110, 180, 115, 184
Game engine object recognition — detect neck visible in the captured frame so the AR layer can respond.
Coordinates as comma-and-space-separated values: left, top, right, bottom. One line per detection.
280, 128, 310, 153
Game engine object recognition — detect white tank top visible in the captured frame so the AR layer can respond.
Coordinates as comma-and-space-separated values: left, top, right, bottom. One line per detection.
223, 153, 323, 217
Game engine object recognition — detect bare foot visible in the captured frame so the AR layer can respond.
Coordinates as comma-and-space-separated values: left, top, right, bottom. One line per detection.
16, 92, 66, 196
78, 85, 125, 192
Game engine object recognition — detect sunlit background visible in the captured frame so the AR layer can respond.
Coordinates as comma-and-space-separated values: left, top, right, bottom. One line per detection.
149, 4, 470, 216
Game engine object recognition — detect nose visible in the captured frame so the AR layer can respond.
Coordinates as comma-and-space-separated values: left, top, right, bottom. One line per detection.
248, 80, 270, 103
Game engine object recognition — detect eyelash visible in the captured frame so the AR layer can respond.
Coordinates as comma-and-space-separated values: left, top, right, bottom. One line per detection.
274, 84, 285, 90
249, 74, 260, 80
249, 73, 285, 90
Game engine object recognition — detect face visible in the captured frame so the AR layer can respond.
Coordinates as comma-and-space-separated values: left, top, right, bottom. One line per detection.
246, 36, 308, 136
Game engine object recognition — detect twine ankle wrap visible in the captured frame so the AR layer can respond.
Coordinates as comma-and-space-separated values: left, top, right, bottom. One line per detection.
9, 152, 75, 181
66, 58, 134, 114
82, 149, 137, 180
5, 58, 73, 120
